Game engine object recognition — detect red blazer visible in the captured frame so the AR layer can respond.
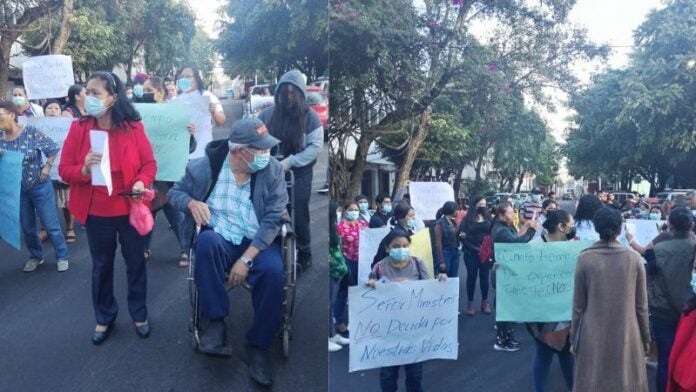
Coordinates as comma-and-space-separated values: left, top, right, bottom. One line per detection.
668, 310, 696, 392
58, 118, 156, 224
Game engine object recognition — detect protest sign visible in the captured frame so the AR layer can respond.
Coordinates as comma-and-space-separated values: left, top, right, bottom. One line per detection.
89, 130, 112, 195
26, 117, 74, 180
0, 150, 24, 250
409, 182, 455, 221
175, 94, 211, 159
22, 55, 74, 99
348, 278, 459, 372
134, 103, 192, 181
411, 229, 434, 279
358, 227, 392, 285
625, 219, 661, 247
494, 241, 593, 322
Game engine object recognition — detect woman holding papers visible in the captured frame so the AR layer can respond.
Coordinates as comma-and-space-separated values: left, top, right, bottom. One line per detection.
367, 231, 447, 392
59, 71, 156, 345
141, 75, 197, 267
0, 100, 69, 273
527, 210, 575, 392
571, 207, 650, 392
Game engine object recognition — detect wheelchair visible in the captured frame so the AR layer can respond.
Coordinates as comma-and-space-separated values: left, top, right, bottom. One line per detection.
187, 170, 297, 358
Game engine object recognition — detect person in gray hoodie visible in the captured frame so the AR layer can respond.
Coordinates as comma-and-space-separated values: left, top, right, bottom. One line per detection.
258, 69, 323, 271
168, 118, 289, 387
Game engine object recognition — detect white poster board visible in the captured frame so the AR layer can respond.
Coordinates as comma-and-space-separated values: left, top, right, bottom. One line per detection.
348, 278, 460, 372
358, 227, 392, 285
22, 55, 75, 99
175, 94, 212, 159
409, 182, 455, 221
89, 130, 112, 195
26, 117, 74, 180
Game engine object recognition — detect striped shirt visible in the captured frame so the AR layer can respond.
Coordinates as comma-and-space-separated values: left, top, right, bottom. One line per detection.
206, 155, 259, 245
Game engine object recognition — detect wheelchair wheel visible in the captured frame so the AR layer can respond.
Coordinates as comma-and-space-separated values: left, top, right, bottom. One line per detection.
283, 327, 291, 358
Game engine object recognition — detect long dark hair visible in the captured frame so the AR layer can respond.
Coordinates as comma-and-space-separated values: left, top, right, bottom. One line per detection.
85, 71, 141, 129
543, 210, 571, 233
593, 207, 622, 241
436, 201, 458, 220
177, 64, 205, 94
684, 294, 696, 315
575, 195, 602, 223
66, 84, 84, 107
464, 195, 490, 227
267, 82, 308, 155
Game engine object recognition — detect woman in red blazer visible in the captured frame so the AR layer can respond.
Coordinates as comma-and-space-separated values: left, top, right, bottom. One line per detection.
667, 291, 696, 392
58, 72, 156, 345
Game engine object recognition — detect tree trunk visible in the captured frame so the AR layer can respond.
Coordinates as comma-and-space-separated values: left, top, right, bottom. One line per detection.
453, 167, 464, 201
0, 35, 17, 99
516, 172, 525, 193
393, 106, 433, 198
348, 132, 374, 204
50, 0, 75, 54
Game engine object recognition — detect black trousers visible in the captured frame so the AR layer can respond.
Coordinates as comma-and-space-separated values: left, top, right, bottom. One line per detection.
292, 165, 313, 256
86, 215, 147, 325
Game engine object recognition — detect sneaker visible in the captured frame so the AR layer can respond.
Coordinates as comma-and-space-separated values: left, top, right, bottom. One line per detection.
329, 334, 350, 346
494, 340, 520, 352
318, 184, 329, 194
507, 333, 520, 348
24, 258, 44, 272
329, 339, 342, 352
57, 260, 69, 272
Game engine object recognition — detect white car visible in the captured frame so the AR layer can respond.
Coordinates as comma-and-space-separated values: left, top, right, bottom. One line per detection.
247, 84, 275, 117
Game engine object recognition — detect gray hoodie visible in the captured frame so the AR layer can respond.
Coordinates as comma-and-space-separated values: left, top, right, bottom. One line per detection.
258, 70, 323, 170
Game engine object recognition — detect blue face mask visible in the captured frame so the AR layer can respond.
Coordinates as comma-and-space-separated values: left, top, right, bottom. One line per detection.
691, 272, 696, 294
133, 84, 144, 97
12, 96, 26, 106
407, 218, 417, 230
359, 202, 368, 212
389, 247, 411, 261
247, 151, 271, 172
85, 96, 109, 117
382, 204, 392, 214
177, 78, 192, 92
649, 213, 661, 221
531, 194, 541, 203
346, 211, 359, 221
336, 212, 342, 223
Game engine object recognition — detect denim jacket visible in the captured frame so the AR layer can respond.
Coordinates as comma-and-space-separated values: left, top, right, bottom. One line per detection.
168, 139, 289, 251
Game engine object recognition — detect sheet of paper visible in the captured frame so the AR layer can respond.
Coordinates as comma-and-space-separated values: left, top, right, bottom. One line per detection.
89, 130, 112, 195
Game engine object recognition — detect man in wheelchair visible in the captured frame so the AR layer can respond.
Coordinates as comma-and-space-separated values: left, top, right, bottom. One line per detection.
168, 118, 289, 387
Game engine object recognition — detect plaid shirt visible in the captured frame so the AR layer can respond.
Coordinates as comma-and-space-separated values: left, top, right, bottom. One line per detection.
206, 155, 259, 245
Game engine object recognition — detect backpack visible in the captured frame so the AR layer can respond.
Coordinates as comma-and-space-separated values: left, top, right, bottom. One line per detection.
478, 234, 493, 264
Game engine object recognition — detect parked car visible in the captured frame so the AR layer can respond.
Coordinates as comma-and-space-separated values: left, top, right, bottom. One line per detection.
485, 195, 500, 209
562, 193, 573, 201
611, 192, 634, 206
655, 189, 691, 203
247, 84, 275, 117
306, 86, 328, 136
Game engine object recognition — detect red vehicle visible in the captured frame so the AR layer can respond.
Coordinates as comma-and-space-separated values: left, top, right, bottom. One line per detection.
306, 85, 328, 133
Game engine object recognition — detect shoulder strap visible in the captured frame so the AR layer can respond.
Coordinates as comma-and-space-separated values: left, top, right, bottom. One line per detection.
413, 257, 423, 280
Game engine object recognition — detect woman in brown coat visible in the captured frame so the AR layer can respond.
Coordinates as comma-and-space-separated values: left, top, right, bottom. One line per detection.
571, 207, 651, 392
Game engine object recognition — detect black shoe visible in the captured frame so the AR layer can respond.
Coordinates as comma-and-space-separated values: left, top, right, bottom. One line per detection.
135, 321, 150, 338
242, 344, 273, 387
92, 324, 113, 345
198, 319, 232, 358
317, 185, 329, 194
297, 252, 312, 272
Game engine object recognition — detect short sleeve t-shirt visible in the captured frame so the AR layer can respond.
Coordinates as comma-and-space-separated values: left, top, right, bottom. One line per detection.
372, 256, 429, 282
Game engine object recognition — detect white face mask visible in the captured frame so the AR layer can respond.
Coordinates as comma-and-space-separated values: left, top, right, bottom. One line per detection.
691, 272, 696, 294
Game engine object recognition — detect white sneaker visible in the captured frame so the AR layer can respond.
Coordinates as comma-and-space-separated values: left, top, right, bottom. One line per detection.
330, 334, 350, 346
24, 259, 44, 272
57, 260, 69, 272
329, 339, 342, 352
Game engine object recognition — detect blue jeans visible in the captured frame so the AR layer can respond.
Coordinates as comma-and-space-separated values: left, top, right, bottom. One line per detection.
464, 250, 490, 301
86, 215, 147, 325
333, 259, 357, 326
380, 362, 424, 392
442, 248, 460, 278
651, 316, 678, 392
329, 276, 341, 336
20, 179, 68, 261
143, 202, 186, 252
532, 339, 574, 392
194, 230, 283, 349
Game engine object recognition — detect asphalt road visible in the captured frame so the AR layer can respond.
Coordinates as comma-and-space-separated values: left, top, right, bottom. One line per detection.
329, 198, 657, 392
0, 99, 329, 392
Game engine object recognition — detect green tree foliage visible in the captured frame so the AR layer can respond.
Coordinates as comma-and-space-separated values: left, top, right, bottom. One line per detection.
565, 0, 696, 192
216, 0, 328, 80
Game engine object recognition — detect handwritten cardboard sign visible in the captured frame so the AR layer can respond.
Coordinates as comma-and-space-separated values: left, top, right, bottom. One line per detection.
26, 117, 74, 180
348, 278, 459, 372
0, 150, 25, 250
494, 241, 593, 322
175, 93, 211, 159
134, 103, 192, 181
22, 55, 75, 99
